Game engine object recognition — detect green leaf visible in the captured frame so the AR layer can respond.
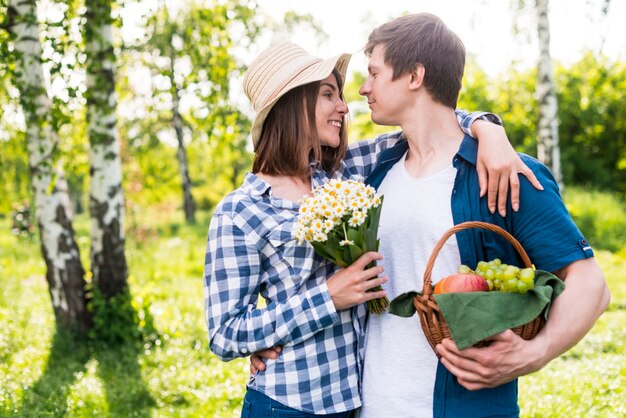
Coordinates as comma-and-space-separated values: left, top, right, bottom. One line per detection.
388, 291, 420, 317
347, 243, 363, 264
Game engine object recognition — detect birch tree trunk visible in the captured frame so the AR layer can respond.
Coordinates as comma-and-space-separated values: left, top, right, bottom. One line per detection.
84, 0, 128, 298
536, 0, 564, 190
169, 47, 196, 223
7, 0, 90, 333
172, 87, 196, 223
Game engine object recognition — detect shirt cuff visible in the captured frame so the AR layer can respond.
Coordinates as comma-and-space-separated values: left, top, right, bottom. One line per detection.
463, 112, 503, 137
304, 281, 339, 330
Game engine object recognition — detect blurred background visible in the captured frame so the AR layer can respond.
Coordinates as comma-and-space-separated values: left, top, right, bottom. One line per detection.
1, 0, 624, 416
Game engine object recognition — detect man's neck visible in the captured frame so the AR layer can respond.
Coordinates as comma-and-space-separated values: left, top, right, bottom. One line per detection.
399, 100, 464, 179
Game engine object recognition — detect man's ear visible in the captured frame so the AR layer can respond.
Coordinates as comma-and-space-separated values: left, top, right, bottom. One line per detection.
408, 64, 425, 90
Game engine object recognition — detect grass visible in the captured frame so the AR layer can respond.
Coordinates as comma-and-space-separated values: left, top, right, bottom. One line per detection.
1, 195, 625, 417
0, 210, 249, 417
518, 249, 626, 418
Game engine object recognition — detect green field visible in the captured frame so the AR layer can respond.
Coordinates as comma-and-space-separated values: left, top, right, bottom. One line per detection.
1, 195, 624, 417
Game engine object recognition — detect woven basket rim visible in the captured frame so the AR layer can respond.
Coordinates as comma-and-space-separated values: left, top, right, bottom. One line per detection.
414, 221, 540, 354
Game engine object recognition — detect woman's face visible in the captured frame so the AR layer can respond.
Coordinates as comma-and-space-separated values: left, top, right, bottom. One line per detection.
315, 74, 348, 148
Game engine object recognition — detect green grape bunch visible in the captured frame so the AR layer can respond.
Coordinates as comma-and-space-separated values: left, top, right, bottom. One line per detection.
458, 258, 536, 294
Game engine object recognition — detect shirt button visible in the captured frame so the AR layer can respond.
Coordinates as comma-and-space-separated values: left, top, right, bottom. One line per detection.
240, 347, 249, 355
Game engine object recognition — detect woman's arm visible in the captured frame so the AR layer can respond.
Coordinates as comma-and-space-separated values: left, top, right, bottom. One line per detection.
205, 213, 386, 361
204, 213, 338, 361
470, 118, 544, 217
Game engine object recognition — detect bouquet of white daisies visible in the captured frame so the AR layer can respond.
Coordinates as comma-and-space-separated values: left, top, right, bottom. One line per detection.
292, 179, 388, 314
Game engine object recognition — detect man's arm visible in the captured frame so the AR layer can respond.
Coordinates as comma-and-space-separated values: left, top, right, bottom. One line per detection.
436, 158, 608, 390
436, 257, 609, 390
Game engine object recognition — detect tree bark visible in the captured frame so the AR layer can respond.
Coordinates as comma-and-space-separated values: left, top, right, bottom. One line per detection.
536, 0, 563, 190
7, 0, 91, 333
170, 58, 196, 223
84, 0, 128, 298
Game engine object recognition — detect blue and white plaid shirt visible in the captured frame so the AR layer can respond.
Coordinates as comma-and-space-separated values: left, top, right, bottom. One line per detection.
204, 111, 499, 414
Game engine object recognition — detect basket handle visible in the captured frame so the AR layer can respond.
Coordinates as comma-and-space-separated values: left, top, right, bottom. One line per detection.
422, 221, 532, 296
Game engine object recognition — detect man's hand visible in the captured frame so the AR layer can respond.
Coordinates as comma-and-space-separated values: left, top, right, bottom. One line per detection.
437, 258, 610, 391
473, 121, 544, 217
436, 330, 545, 391
249, 346, 282, 375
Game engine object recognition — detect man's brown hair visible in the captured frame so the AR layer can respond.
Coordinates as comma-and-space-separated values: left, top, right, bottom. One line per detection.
252, 69, 348, 176
364, 13, 465, 108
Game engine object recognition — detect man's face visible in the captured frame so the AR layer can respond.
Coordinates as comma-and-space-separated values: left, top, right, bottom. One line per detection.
358, 44, 409, 126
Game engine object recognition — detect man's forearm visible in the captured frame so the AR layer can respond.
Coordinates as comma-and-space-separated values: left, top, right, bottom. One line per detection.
529, 258, 610, 370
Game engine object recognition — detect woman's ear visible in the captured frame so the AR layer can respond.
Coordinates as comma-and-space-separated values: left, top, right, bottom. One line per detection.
408, 64, 425, 90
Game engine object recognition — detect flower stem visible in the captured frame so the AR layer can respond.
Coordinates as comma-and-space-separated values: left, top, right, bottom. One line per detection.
366, 284, 389, 314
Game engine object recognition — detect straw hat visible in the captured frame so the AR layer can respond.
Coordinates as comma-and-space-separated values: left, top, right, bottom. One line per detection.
243, 42, 351, 149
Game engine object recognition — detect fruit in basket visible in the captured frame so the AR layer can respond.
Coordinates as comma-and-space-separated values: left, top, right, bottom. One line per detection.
434, 273, 489, 294
459, 259, 536, 294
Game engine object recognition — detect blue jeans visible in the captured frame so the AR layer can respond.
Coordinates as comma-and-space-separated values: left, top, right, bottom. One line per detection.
241, 388, 355, 418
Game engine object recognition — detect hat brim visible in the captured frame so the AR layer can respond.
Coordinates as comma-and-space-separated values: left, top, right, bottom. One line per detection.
251, 53, 351, 149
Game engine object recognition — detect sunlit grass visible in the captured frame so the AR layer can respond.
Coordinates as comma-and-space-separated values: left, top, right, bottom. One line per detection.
0, 210, 248, 417
518, 249, 626, 418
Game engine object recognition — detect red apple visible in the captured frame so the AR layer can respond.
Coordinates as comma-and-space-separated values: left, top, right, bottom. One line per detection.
434, 273, 489, 294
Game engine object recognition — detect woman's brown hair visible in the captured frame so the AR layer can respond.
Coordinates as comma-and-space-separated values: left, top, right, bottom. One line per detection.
252, 69, 348, 177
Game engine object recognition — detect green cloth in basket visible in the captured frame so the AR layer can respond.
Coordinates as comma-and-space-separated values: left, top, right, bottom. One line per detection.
388, 270, 565, 350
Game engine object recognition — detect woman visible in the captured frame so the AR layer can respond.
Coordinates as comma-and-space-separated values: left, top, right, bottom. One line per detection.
204, 42, 539, 417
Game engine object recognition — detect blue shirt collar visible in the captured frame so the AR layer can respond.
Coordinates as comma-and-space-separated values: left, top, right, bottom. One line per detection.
455, 134, 479, 167
376, 132, 477, 167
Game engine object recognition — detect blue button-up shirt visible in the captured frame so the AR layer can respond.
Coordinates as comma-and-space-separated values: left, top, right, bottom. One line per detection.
204, 112, 496, 414
365, 134, 594, 417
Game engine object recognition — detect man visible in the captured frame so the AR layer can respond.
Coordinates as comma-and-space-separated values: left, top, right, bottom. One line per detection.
357, 13, 609, 417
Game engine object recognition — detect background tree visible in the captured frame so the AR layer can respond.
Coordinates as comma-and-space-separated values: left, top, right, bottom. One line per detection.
119, 0, 260, 219
5, 0, 90, 333
535, 0, 563, 189
83, 0, 128, 299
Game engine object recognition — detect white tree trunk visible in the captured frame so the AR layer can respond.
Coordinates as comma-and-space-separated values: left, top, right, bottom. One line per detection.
85, 0, 128, 297
8, 0, 90, 332
536, 0, 564, 190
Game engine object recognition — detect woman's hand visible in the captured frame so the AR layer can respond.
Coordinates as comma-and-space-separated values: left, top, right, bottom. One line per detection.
326, 251, 387, 310
250, 346, 282, 374
473, 121, 544, 217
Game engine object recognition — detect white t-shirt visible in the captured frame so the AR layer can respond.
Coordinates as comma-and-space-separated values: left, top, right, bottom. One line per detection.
359, 152, 461, 418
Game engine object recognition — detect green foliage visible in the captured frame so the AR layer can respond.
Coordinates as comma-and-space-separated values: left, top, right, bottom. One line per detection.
0, 129, 31, 214
563, 186, 626, 253
458, 53, 626, 194
9, 200, 34, 239
116, 0, 259, 213
556, 52, 626, 192
458, 60, 539, 155
88, 284, 160, 347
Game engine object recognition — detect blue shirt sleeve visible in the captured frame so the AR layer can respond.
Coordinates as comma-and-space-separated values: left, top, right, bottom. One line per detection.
511, 155, 594, 273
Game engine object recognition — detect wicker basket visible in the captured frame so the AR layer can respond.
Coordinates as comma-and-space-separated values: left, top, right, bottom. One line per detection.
413, 221, 545, 355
